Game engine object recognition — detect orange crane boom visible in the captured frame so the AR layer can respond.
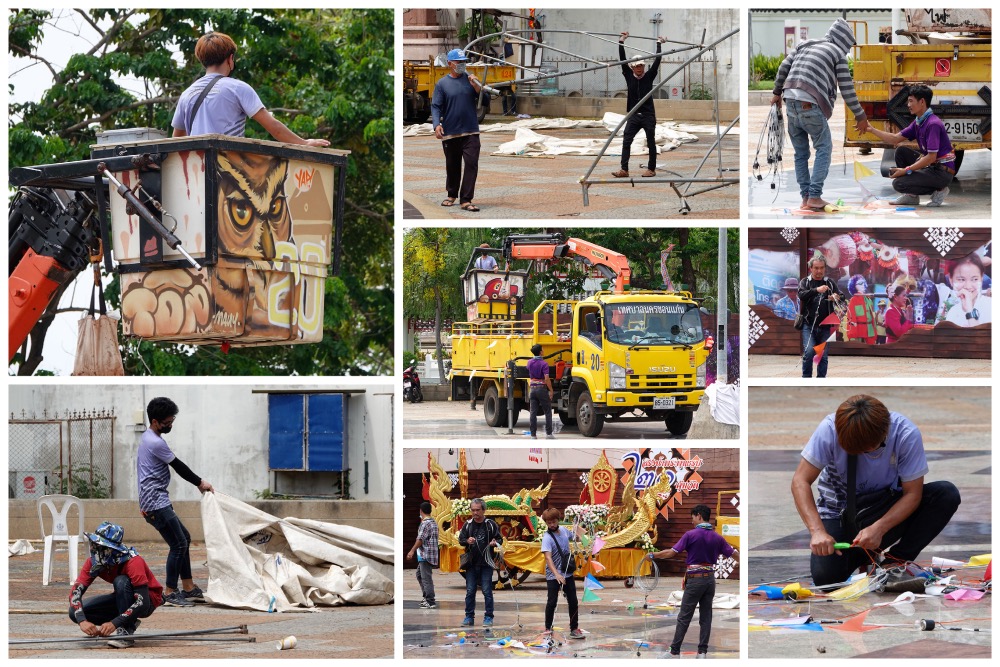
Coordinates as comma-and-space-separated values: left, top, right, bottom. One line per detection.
500, 233, 632, 293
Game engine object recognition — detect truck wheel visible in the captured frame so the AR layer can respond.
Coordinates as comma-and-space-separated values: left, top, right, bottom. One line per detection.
576, 391, 605, 437
558, 412, 577, 426
953, 150, 964, 175
665, 411, 694, 435
477, 100, 489, 123
484, 385, 508, 427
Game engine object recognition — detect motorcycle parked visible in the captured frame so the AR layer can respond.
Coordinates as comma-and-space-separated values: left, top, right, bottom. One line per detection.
403, 364, 423, 403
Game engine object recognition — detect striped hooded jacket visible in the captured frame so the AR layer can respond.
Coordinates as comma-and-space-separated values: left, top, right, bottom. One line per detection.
772, 18, 867, 121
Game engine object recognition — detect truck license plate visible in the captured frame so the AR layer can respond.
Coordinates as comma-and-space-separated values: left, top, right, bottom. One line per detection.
942, 120, 982, 141
404, 381, 411, 388
653, 397, 675, 409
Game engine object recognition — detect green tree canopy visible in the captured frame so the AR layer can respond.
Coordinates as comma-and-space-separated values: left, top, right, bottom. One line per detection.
9, 9, 393, 375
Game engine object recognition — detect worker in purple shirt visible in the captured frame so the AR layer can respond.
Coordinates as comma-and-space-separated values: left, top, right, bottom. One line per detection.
526, 344, 555, 439
648, 505, 737, 658
858, 84, 955, 207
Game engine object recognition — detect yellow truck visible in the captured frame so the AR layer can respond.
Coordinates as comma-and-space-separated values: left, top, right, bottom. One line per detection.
845, 10, 991, 173
449, 234, 712, 437
403, 59, 517, 124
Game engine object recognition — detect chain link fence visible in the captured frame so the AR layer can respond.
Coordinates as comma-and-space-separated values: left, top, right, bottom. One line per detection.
9, 409, 115, 499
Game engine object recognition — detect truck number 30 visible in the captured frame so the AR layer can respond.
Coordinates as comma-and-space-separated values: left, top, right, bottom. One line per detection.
590, 353, 601, 371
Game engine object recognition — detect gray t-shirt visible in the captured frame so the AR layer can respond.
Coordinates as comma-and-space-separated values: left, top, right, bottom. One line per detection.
171, 74, 265, 137
137, 429, 176, 512
801, 411, 929, 520
540, 526, 573, 581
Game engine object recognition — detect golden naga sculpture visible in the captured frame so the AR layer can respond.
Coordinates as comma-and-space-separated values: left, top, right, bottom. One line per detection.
600, 466, 672, 548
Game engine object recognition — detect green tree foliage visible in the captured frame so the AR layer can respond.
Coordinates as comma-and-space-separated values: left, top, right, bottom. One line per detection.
9, 9, 393, 375
403, 227, 739, 324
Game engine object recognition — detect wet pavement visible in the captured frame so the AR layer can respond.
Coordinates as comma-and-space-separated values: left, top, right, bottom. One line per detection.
748, 387, 992, 659
401, 569, 739, 659
404, 119, 739, 220
8, 542, 393, 659
748, 354, 991, 379
746, 103, 992, 220
402, 393, 738, 441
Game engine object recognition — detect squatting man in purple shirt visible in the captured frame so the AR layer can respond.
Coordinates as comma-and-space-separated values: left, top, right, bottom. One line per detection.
858, 84, 956, 207
647, 505, 737, 658
791, 394, 960, 587
137, 397, 215, 607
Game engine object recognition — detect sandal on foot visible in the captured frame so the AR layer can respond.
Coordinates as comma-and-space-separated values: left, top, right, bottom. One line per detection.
611, 169, 629, 178
641, 169, 655, 177
441, 198, 457, 207
461, 203, 480, 212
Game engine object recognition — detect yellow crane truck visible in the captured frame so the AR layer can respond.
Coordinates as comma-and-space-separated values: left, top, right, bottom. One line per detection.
403, 59, 517, 124
845, 9, 991, 174
448, 234, 713, 437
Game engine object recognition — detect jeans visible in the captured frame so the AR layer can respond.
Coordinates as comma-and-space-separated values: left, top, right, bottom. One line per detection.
892, 146, 954, 195
810, 481, 961, 586
416, 561, 436, 605
622, 112, 657, 171
785, 99, 832, 200
670, 573, 715, 655
802, 324, 834, 378
529, 385, 553, 437
442, 134, 481, 204
68, 575, 153, 631
464, 563, 494, 620
143, 504, 191, 590
544, 577, 579, 631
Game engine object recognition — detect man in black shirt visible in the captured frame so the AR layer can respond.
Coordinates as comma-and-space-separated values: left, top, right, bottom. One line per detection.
613, 32, 666, 179
458, 498, 503, 627
798, 256, 843, 378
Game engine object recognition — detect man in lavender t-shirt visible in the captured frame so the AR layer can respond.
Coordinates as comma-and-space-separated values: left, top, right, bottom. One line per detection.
648, 505, 736, 658
138, 397, 214, 608
792, 394, 960, 587
858, 84, 956, 207
171, 32, 329, 147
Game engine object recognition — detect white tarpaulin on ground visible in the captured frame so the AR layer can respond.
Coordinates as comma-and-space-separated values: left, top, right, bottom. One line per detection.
495, 114, 700, 157
201, 493, 393, 612
664, 591, 740, 609
705, 383, 740, 426
403, 117, 605, 137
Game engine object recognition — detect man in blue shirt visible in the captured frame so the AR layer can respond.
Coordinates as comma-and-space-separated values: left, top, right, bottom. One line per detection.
772, 278, 800, 321
858, 84, 955, 207
791, 394, 960, 585
431, 49, 484, 212
138, 397, 214, 607
172, 32, 329, 148
526, 344, 554, 439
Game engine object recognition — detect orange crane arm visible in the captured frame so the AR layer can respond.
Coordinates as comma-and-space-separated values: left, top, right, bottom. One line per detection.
502, 234, 632, 292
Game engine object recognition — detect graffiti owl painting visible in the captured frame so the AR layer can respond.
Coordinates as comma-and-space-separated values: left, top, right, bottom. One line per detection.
217, 151, 293, 259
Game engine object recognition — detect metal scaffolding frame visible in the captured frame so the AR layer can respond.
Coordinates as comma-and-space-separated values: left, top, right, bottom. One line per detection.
462, 27, 740, 213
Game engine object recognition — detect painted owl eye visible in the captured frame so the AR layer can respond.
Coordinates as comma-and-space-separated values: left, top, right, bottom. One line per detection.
269, 196, 286, 220
228, 197, 254, 229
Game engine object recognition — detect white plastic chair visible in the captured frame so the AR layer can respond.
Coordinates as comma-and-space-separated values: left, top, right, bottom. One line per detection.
36, 494, 85, 586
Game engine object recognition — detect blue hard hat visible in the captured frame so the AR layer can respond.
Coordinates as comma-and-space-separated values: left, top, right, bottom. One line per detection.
447, 48, 469, 62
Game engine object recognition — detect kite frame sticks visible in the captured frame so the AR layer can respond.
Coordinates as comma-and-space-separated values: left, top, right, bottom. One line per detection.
462, 27, 740, 213
9, 625, 251, 645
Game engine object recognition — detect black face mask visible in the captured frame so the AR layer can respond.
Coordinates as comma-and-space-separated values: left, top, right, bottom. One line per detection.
159, 424, 173, 434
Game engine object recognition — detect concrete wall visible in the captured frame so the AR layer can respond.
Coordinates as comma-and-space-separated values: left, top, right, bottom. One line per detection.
530, 8, 740, 101
8, 384, 394, 502
750, 10, 895, 58
511, 96, 738, 123
12, 499, 393, 540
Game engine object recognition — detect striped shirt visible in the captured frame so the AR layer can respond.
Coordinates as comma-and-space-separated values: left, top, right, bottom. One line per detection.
773, 18, 866, 121
137, 429, 176, 512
